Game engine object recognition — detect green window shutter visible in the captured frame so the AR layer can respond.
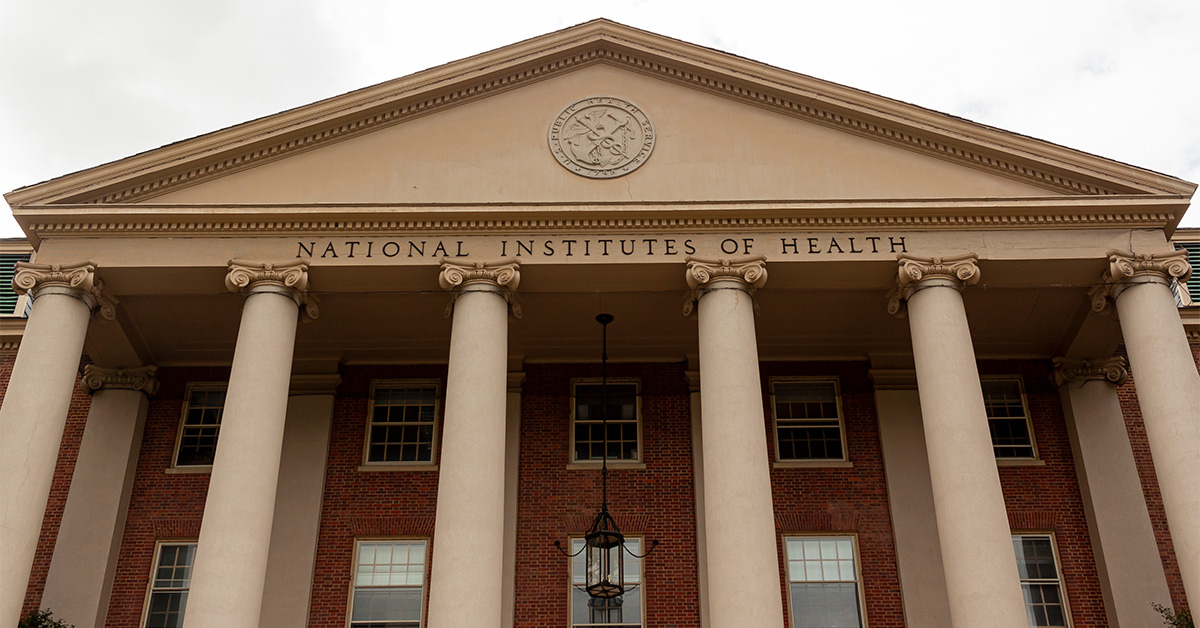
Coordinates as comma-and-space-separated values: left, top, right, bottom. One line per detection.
0, 253, 32, 316
1181, 243, 1200, 303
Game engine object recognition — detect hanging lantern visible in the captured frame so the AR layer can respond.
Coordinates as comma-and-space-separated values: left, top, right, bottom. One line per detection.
584, 508, 625, 598
554, 313, 657, 599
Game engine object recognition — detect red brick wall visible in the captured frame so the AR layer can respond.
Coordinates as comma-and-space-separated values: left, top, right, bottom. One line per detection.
308, 364, 446, 627
981, 360, 1108, 627
8, 355, 1168, 626
762, 361, 903, 628
1118, 350, 1191, 612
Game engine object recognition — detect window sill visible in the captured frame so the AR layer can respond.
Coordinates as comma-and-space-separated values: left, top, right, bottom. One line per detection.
165, 466, 212, 474
357, 464, 439, 472
996, 458, 1045, 467
566, 461, 646, 471
773, 460, 854, 469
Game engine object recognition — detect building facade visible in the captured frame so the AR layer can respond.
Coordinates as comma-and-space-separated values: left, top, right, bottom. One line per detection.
1, 20, 1197, 628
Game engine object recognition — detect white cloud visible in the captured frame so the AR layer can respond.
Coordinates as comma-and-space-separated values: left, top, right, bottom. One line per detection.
2, 0, 1196, 237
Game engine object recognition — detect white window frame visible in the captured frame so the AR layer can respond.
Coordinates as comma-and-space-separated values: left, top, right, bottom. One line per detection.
981, 376, 1039, 460
171, 383, 227, 469
770, 377, 848, 464
569, 378, 643, 465
347, 538, 429, 628
1012, 533, 1072, 628
783, 534, 868, 628
140, 540, 197, 628
362, 380, 441, 468
568, 536, 646, 628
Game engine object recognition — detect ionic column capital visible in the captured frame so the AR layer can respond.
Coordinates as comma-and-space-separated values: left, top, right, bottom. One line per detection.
682, 256, 767, 316
1087, 250, 1192, 315
887, 253, 981, 317
1052, 356, 1129, 388
80, 365, 160, 396
225, 260, 318, 319
12, 261, 116, 320
439, 259, 522, 318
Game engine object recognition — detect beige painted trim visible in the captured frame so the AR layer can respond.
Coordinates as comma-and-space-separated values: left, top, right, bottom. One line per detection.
169, 382, 227, 471
773, 460, 855, 469
137, 541, 197, 628
687, 370, 709, 628
781, 534, 870, 628
0, 318, 25, 352
345, 538, 429, 628
568, 377, 642, 465
980, 375, 1040, 462
13, 196, 1193, 243
1011, 532, 1074, 628
361, 379, 441, 468
501, 375, 523, 628
768, 376, 848, 464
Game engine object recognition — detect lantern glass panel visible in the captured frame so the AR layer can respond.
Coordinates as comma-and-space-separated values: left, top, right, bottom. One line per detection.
571, 538, 643, 627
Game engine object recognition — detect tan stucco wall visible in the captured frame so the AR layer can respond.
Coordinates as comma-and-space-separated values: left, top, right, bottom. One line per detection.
149, 64, 1058, 206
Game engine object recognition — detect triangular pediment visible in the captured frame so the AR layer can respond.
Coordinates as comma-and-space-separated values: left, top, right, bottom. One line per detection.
6, 20, 1195, 218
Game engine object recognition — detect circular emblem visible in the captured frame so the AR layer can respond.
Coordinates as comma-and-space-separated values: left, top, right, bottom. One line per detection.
549, 97, 655, 179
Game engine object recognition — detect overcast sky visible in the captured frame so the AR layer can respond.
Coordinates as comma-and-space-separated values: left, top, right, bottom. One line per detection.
1, 0, 1197, 238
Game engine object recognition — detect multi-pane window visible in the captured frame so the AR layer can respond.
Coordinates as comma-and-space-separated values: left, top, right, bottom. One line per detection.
1013, 535, 1070, 627
784, 536, 864, 628
982, 378, 1036, 458
142, 542, 196, 628
772, 379, 845, 461
572, 381, 640, 462
351, 540, 428, 628
174, 387, 226, 466
570, 537, 643, 628
366, 384, 438, 464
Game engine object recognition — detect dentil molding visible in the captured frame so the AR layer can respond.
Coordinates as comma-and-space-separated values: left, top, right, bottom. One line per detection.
225, 259, 319, 319
682, 255, 768, 316
887, 253, 981, 317
1088, 249, 1193, 315
12, 261, 117, 320
1051, 357, 1129, 388
81, 365, 160, 396
439, 259, 522, 318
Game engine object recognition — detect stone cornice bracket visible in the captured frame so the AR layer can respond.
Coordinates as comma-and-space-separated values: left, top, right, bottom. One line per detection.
682, 255, 768, 316
887, 253, 981, 318
12, 260, 117, 320
439, 258, 522, 318
81, 365, 160, 396
225, 259, 318, 320
1051, 356, 1129, 388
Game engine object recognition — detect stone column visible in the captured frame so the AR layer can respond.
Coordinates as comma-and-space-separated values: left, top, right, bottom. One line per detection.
686, 367, 711, 628
259, 374, 340, 628
870, 368, 953, 627
501, 371, 524, 628
1, 262, 113, 627
426, 260, 519, 628
684, 256, 784, 628
40, 366, 157, 628
1054, 357, 1172, 626
183, 261, 313, 628
1092, 250, 1199, 603
890, 254, 1027, 628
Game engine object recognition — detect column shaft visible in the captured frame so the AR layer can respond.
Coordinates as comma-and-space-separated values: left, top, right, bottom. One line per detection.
183, 285, 300, 628
426, 281, 512, 627
1, 282, 95, 626
690, 260, 784, 628
1056, 361, 1172, 625
899, 256, 1027, 628
41, 374, 153, 628
1112, 277, 1200, 602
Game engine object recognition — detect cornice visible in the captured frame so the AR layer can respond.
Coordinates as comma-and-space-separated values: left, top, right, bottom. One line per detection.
6, 21, 1193, 212
12, 196, 1189, 242
0, 318, 25, 352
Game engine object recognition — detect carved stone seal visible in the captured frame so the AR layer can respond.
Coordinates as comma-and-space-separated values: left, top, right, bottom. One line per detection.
549, 96, 654, 179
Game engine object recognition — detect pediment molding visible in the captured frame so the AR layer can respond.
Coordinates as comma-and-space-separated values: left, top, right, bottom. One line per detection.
7, 21, 1195, 213
15, 196, 1189, 241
